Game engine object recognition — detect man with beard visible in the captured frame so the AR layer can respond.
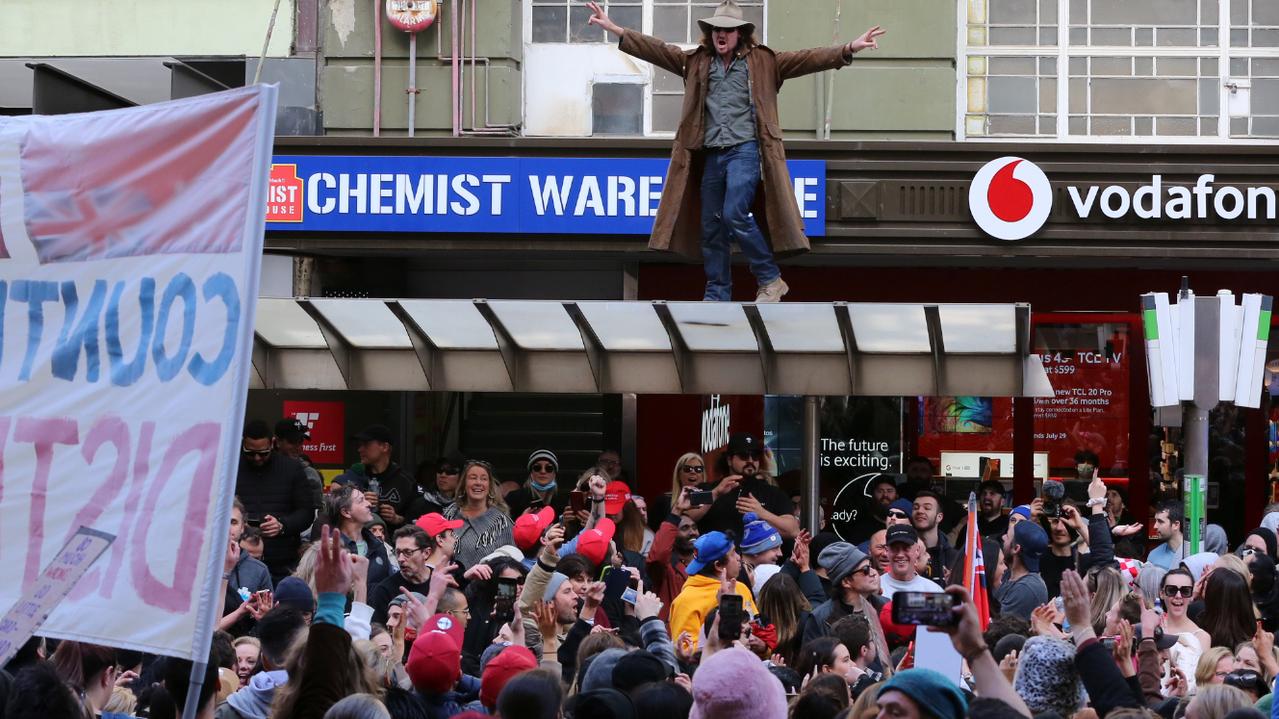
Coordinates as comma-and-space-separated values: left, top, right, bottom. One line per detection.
992, 520, 1048, 620
646, 487, 701, 621
952, 479, 1011, 544
699, 432, 797, 539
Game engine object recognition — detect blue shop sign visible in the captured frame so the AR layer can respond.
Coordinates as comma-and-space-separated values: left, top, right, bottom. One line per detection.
265, 155, 825, 236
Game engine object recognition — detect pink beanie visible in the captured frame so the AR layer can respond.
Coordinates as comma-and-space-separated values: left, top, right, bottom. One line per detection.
689, 647, 787, 719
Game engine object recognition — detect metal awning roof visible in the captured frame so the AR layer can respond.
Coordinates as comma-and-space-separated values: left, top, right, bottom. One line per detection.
250, 299, 1055, 397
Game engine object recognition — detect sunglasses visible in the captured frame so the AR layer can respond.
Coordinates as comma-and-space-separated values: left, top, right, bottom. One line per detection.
887, 510, 909, 519
853, 565, 877, 576
531, 463, 556, 472
437, 466, 459, 475
242, 447, 272, 457
681, 465, 705, 473
1162, 585, 1193, 598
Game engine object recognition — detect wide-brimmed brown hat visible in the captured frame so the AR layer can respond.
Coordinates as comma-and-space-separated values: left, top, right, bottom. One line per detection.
697, 0, 755, 35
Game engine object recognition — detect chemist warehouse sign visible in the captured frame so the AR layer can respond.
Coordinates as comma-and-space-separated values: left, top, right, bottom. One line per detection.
265, 155, 826, 236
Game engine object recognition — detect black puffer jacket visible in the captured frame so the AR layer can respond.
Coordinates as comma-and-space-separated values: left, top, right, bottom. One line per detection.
235, 453, 314, 579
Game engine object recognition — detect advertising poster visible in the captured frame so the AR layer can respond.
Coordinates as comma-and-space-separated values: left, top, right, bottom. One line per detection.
917, 323, 1130, 474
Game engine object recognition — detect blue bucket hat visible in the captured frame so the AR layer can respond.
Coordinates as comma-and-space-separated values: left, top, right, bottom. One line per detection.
739, 513, 782, 556
1011, 504, 1033, 520
687, 531, 733, 575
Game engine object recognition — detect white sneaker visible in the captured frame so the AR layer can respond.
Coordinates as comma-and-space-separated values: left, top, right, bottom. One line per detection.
755, 278, 789, 303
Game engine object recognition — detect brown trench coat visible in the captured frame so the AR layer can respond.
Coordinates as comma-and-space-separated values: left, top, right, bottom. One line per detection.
618, 29, 853, 260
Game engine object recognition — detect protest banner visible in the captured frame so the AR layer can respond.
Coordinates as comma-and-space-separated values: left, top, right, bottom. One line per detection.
0, 85, 277, 662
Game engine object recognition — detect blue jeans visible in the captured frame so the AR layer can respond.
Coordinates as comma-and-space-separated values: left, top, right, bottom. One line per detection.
699, 140, 780, 301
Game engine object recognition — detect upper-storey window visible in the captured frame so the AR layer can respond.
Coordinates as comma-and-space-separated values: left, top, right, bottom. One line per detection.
963, 0, 1279, 140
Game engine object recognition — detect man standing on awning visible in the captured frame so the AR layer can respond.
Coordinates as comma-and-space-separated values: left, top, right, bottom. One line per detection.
587, 1, 883, 302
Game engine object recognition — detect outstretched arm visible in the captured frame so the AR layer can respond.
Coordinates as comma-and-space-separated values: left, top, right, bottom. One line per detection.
591, 1, 690, 77
776, 25, 887, 80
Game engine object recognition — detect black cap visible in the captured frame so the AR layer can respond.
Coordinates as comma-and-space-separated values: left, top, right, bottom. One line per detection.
885, 524, 918, 546
1136, 626, 1178, 651
352, 424, 393, 444
726, 432, 761, 455
611, 650, 670, 694
978, 479, 1007, 496
274, 418, 310, 443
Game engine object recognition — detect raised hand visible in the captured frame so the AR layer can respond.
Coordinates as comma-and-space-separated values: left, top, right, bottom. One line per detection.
464, 563, 493, 582
1059, 570, 1094, 639
848, 26, 886, 54
533, 601, 558, 642
675, 631, 696, 663
315, 525, 353, 595
586, 2, 624, 37
399, 586, 429, 631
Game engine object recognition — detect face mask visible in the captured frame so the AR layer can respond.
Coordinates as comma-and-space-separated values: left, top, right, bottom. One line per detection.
530, 478, 557, 493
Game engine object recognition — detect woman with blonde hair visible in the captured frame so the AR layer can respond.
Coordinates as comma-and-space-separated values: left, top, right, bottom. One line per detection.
1184, 684, 1250, 719
1086, 565, 1127, 635
650, 452, 708, 529
1194, 646, 1235, 687
442, 459, 514, 569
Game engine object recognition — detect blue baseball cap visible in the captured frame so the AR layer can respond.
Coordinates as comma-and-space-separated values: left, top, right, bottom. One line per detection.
889, 499, 914, 515
1012, 520, 1049, 572
1011, 504, 1032, 520
687, 531, 733, 575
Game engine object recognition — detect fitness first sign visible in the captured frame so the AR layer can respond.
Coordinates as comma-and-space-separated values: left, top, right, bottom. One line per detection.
969, 156, 1279, 241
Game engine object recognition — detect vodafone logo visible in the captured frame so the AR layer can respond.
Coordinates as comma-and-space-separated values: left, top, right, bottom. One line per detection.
969, 157, 1053, 241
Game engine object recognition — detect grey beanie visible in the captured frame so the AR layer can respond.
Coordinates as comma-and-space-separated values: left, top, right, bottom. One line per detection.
543, 571, 570, 602
1013, 636, 1085, 717
528, 449, 559, 473
818, 542, 870, 586
581, 648, 629, 693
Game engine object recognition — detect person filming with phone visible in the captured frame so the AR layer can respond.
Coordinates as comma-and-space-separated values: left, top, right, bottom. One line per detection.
646, 487, 702, 621
697, 432, 797, 540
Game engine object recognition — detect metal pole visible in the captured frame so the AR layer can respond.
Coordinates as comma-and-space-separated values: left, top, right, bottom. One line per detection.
180, 661, 207, 719
407, 32, 417, 137
1183, 404, 1209, 480
803, 396, 821, 533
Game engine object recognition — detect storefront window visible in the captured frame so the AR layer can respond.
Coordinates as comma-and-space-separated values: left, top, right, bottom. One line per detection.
963, 0, 1279, 138
764, 396, 902, 542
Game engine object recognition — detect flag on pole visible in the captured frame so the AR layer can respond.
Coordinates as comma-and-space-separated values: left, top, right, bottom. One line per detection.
962, 492, 991, 631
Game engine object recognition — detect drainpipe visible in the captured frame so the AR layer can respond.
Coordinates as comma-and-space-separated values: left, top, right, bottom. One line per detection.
373, 0, 383, 136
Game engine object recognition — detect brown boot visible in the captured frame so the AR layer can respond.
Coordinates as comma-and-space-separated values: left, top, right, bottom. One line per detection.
755, 277, 788, 303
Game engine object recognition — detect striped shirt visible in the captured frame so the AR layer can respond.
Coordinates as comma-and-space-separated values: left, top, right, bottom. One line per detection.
442, 503, 514, 569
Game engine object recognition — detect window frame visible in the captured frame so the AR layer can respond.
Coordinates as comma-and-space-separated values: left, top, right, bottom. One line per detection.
957, 0, 1279, 143
522, 0, 767, 138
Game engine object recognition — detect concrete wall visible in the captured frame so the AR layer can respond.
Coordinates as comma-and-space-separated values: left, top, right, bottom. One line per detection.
322, 0, 522, 135
315, 0, 957, 139
0, 0, 295, 57
769, 0, 956, 140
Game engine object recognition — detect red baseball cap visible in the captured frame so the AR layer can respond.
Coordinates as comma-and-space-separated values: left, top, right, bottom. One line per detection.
416, 512, 463, 538
422, 612, 465, 645
577, 517, 616, 567
406, 628, 462, 694
513, 506, 555, 552
604, 481, 632, 516
479, 645, 537, 709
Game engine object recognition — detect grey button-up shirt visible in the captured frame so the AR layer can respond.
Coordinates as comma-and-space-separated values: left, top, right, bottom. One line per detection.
704, 54, 755, 149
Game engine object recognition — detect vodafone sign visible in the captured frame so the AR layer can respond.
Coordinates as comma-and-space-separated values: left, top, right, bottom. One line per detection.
969, 157, 1053, 241
970, 156, 1279, 241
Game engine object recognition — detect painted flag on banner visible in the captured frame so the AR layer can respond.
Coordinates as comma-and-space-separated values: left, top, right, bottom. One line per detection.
0, 86, 277, 661
962, 492, 991, 631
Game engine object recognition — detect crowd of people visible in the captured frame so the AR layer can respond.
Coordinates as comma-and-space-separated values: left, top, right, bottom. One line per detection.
5, 422, 1279, 719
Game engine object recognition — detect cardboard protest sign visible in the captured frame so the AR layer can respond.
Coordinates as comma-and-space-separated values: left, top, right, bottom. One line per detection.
0, 527, 115, 666
0, 86, 276, 660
